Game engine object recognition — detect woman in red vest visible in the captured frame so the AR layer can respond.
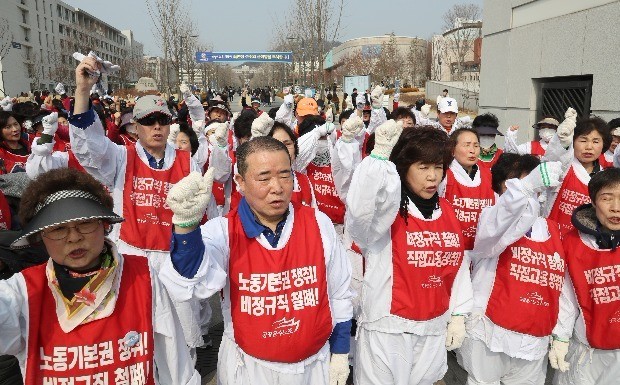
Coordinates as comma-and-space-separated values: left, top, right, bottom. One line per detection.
544, 114, 612, 233
346, 123, 472, 385
0, 168, 200, 384
459, 153, 567, 385
0, 111, 30, 174
550, 168, 620, 385
439, 127, 497, 250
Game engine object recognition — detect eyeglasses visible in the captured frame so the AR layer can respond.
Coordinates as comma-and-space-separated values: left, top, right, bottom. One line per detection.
42, 219, 102, 240
136, 114, 172, 126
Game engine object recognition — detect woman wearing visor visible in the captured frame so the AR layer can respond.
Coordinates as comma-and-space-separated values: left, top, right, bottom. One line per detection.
0, 168, 200, 384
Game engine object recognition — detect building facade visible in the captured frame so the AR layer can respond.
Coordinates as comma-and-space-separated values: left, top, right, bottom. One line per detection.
0, 0, 143, 97
479, 0, 620, 145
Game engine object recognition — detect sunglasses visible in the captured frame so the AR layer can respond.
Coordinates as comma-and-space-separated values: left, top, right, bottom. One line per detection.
137, 114, 172, 126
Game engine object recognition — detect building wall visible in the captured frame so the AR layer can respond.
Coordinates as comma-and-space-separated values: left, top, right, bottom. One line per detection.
0, 0, 142, 97
479, 0, 620, 146
326, 35, 427, 70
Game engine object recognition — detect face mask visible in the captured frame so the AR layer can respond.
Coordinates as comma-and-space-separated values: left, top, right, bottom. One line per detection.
479, 136, 496, 149
58, 123, 69, 131
539, 128, 555, 143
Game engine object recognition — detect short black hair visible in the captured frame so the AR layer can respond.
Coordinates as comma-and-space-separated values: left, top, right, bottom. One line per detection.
589, 168, 620, 202
233, 109, 257, 140
443, 89, 449, 93
390, 107, 416, 124
268, 107, 279, 119
472, 113, 499, 129
236, 136, 291, 177
269, 121, 299, 157
339, 109, 354, 124
608, 117, 620, 131
178, 122, 199, 156
574, 116, 612, 154
297, 115, 325, 137
491, 153, 540, 194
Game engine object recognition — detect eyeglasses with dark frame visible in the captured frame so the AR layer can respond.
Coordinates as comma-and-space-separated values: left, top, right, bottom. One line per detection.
42, 219, 102, 240
136, 114, 172, 127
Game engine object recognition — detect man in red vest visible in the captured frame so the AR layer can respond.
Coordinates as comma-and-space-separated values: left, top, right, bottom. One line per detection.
460, 153, 566, 384
0, 168, 200, 384
68, 54, 218, 349
550, 168, 620, 385
160, 136, 354, 385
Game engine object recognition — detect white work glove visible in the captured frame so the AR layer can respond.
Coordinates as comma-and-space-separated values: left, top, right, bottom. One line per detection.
180, 83, 192, 100
284, 94, 294, 109
55, 83, 66, 95
557, 107, 578, 148
316, 121, 335, 137
340, 116, 364, 142
0, 97, 13, 112
371, 119, 403, 159
41, 112, 58, 136
445, 315, 466, 351
192, 120, 205, 136
73, 51, 120, 77
549, 339, 570, 372
456, 115, 473, 129
251, 113, 274, 138
168, 123, 180, 146
325, 108, 334, 123
421, 104, 431, 119
208, 122, 228, 147
329, 353, 349, 385
393, 93, 400, 103
166, 169, 215, 226
371, 85, 384, 109
520, 161, 562, 196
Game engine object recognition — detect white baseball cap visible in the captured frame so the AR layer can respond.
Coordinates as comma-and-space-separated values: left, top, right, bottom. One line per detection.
437, 97, 458, 114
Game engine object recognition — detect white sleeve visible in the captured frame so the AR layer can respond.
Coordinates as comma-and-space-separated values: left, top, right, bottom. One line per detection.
331, 138, 361, 202
185, 93, 205, 124
470, 178, 539, 261
552, 272, 579, 341
294, 130, 321, 173
0, 275, 27, 355
345, 156, 401, 250
614, 144, 620, 168
542, 134, 573, 174
449, 252, 474, 315
316, 211, 354, 324
366, 108, 387, 135
26, 141, 69, 179
275, 104, 296, 130
207, 143, 232, 183
503, 128, 520, 154
158, 218, 229, 302
69, 116, 124, 188
151, 271, 201, 385
191, 134, 209, 171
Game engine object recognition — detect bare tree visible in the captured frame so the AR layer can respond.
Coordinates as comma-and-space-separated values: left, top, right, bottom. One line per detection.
373, 34, 404, 86
442, 3, 481, 81
406, 39, 427, 87
272, 0, 344, 93
0, 18, 13, 95
146, 0, 196, 94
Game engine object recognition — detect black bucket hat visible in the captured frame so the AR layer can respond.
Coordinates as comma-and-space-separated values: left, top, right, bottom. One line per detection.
11, 190, 123, 248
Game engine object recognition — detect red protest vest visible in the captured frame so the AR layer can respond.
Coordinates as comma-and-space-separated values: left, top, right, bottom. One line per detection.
227, 204, 333, 362
485, 220, 565, 336
306, 162, 345, 224
119, 146, 190, 251
547, 166, 590, 234
0, 190, 11, 230
390, 199, 465, 321
291, 171, 313, 207
564, 230, 620, 349
21, 255, 155, 384
120, 134, 137, 146
444, 166, 495, 250
478, 148, 503, 169
599, 153, 614, 169
531, 141, 546, 158
0, 147, 28, 174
